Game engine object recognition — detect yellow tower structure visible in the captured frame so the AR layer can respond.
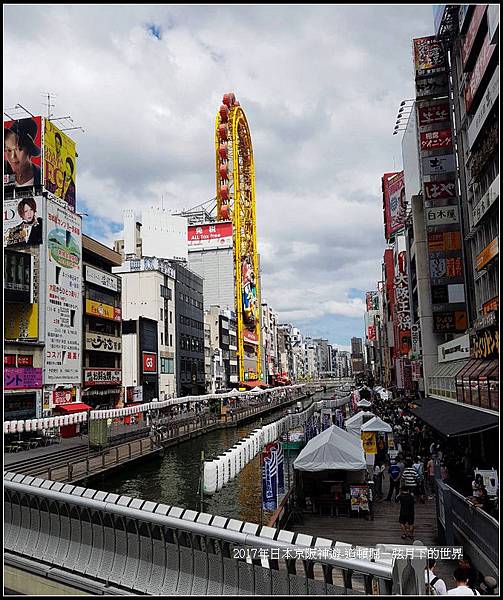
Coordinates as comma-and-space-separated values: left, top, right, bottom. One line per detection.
215, 93, 261, 383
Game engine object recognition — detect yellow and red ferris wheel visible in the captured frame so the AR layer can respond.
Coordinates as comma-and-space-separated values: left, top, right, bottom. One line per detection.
215, 93, 261, 383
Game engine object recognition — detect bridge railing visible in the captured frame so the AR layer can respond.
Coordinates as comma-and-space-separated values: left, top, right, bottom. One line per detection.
4, 472, 426, 595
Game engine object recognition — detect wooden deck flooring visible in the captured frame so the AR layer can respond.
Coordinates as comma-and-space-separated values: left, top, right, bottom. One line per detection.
291, 481, 457, 586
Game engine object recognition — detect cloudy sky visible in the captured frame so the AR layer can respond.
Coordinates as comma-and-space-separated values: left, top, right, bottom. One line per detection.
4, 5, 434, 351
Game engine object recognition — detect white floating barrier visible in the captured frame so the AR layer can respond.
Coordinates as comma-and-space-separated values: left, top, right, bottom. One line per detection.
203, 461, 218, 495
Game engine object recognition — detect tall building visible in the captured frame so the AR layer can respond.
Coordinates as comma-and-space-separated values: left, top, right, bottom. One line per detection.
4, 115, 83, 420
172, 261, 205, 396
82, 235, 123, 410
113, 257, 177, 401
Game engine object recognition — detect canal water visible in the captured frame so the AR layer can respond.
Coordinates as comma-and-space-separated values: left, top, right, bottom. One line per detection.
93, 397, 314, 524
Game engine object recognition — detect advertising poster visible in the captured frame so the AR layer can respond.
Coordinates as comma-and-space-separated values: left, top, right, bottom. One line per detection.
420, 129, 452, 151
422, 154, 456, 176
4, 367, 43, 390
44, 119, 77, 211
85, 299, 121, 321
415, 73, 449, 99
4, 117, 43, 188
424, 180, 456, 202
383, 171, 406, 239
5, 303, 38, 340
361, 431, 377, 454
366, 291, 379, 311
417, 102, 450, 126
4, 196, 44, 247
45, 199, 82, 384
187, 221, 233, 249
350, 485, 370, 512
413, 36, 446, 76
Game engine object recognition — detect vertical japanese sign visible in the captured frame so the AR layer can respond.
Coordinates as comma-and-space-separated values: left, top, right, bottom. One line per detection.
394, 249, 411, 356
262, 443, 278, 511
45, 198, 82, 384
413, 34, 467, 333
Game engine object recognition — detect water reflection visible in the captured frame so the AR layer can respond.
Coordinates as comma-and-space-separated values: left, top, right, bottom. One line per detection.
94, 399, 310, 523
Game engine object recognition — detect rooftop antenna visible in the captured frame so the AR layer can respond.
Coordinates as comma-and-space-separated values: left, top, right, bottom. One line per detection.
42, 92, 56, 119
42, 91, 85, 133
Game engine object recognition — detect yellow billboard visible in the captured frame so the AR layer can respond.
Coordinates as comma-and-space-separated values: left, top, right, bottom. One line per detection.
44, 119, 77, 211
86, 299, 121, 321
5, 303, 38, 340
361, 431, 377, 454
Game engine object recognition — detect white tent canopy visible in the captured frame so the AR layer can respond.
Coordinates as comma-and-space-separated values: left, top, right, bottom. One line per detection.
360, 416, 392, 433
293, 425, 366, 472
357, 399, 372, 408
345, 411, 374, 436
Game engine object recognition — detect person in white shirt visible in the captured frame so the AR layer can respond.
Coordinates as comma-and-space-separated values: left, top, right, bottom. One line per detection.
425, 559, 447, 595
447, 568, 480, 595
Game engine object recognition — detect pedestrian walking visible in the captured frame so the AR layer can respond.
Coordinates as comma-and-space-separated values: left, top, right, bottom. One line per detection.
386, 459, 402, 501
396, 483, 415, 540
401, 457, 420, 493
425, 559, 447, 595
447, 568, 480, 595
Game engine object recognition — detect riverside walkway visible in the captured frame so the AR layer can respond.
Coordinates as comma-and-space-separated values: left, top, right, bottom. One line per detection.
4, 393, 309, 484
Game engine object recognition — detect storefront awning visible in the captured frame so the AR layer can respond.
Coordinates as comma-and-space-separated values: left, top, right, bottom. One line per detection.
430, 358, 471, 379
407, 396, 498, 438
56, 402, 92, 413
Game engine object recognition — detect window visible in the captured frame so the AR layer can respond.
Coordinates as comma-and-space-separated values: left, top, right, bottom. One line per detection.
160, 308, 163, 321
161, 357, 174, 374
160, 285, 171, 299
170, 334, 173, 347
87, 286, 117, 307
160, 332, 164, 346
170, 312, 172, 324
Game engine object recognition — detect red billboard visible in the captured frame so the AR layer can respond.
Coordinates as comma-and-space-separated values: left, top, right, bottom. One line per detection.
188, 222, 233, 248
461, 4, 488, 67
424, 180, 456, 202
367, 325, 376, 341
420, 129, 452, 151
4, 117, 43, 188
465, 35, 497, 113
382, 172, 405, 240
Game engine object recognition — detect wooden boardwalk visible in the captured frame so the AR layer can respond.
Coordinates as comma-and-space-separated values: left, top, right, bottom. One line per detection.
291, 481, 457, 586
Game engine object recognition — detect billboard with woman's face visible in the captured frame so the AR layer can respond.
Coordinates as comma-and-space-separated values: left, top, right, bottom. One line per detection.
4, 117, 43, 188
44, 119, 77, 211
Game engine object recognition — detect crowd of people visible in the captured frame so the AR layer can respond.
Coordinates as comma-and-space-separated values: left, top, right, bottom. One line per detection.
363, 390, 498, 595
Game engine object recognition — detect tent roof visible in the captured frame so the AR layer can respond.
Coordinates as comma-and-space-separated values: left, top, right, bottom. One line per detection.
345, 411, 374, 426
360, 416, 392, 433
357, 399, 372, 407
293, 425, 366, 472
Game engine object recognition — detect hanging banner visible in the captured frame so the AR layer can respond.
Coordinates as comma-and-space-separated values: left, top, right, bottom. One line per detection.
262, 446, 278, 511
270, 442, 285, 495
361, 431, 377, 454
